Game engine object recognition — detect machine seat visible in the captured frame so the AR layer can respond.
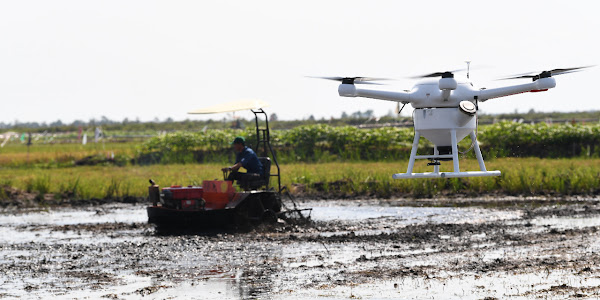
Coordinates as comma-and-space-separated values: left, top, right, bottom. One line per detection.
244, 157, 271, 190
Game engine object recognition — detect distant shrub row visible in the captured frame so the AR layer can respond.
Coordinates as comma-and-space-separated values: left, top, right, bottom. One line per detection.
136, 122, 600, 164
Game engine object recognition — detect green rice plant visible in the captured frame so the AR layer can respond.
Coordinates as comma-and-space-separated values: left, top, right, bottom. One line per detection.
24, 177, 34, 193
32, 175, 51, 198
57, 177, 81, 199
77, 184, 94, 200
0, 178, 13, 188
105, 178, 121, 199
0, 158, 599, 201
0, 186, 7, 200
121, 181, 132, 198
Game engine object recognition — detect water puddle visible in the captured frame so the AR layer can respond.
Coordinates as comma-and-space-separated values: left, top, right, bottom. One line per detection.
0, 204, 147, 226
309, 204, 521, 224
531, 215, 600, 229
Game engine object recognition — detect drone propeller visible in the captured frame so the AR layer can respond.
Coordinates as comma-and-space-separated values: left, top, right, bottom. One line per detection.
410, 68, 466, 79
308, 76, 389, 85
499, 66, 594, 81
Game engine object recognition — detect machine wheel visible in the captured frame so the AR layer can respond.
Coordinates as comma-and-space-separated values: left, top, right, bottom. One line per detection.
261, 209, 278, 224
261, 192, 282, 213
233, 192, 282, 227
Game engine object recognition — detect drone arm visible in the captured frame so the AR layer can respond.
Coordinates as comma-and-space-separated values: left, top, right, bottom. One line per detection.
356, 89, 412, 103
477, 77, 556, 102
339, 84, 411, 103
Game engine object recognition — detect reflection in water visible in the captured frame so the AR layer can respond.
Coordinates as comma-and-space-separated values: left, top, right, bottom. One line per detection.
146, 227, 282, 299
234, 253, 281, 299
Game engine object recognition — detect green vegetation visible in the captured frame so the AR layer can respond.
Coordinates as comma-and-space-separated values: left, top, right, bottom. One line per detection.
138, 122, 600, 164
137, 125, 417, 164
1, 116, 599, 203
1, 122, 600, 168
0, 158, 598, 201
284, 158, 600, 198
0, 142, 136, 168
481, 122, 600, 158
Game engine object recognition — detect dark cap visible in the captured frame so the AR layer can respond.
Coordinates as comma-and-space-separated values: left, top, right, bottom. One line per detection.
231, 136, 245, 145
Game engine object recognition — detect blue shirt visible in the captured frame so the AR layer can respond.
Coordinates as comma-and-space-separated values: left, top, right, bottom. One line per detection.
235, 146, 263, 175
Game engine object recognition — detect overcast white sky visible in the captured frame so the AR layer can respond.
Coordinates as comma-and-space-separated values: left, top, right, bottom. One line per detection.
0, 0, 598, 123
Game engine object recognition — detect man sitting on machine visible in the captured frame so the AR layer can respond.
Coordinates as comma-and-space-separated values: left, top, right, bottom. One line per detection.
222, 136, 263, 188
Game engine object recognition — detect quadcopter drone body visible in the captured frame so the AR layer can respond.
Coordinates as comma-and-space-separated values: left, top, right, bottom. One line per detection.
315, 66, 589, 179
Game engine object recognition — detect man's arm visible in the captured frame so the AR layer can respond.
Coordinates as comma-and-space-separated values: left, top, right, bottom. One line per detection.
222, 162, 242, 172
222, 150, 245, 172
231, 162, 242, 171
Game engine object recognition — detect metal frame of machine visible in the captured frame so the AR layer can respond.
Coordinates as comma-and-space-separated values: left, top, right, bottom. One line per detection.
251, 108, 281, 191
146, 100, 309, 228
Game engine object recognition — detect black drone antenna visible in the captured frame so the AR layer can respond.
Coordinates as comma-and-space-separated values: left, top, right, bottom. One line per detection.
465, 61, 471, 79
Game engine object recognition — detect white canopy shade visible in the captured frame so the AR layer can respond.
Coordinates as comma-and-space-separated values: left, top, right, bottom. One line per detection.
188, 99, 269, 114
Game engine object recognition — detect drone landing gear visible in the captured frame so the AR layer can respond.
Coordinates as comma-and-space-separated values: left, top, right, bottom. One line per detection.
393, 130, 501, 179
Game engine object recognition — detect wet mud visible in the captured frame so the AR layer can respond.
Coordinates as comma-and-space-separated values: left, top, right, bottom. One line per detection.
1, 199, 600, 299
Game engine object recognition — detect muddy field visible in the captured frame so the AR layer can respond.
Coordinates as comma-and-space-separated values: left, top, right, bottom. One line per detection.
1, 197, 600, 299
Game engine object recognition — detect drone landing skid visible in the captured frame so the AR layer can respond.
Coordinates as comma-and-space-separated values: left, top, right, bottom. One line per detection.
395, 129, 501, 180
393, 171, 501, 179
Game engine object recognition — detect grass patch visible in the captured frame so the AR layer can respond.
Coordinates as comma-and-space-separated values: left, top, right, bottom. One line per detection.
0, 158, 597, 200
0, 142, 137, 168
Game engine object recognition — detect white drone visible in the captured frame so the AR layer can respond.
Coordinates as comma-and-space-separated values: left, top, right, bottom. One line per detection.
313, 64, 591, 179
